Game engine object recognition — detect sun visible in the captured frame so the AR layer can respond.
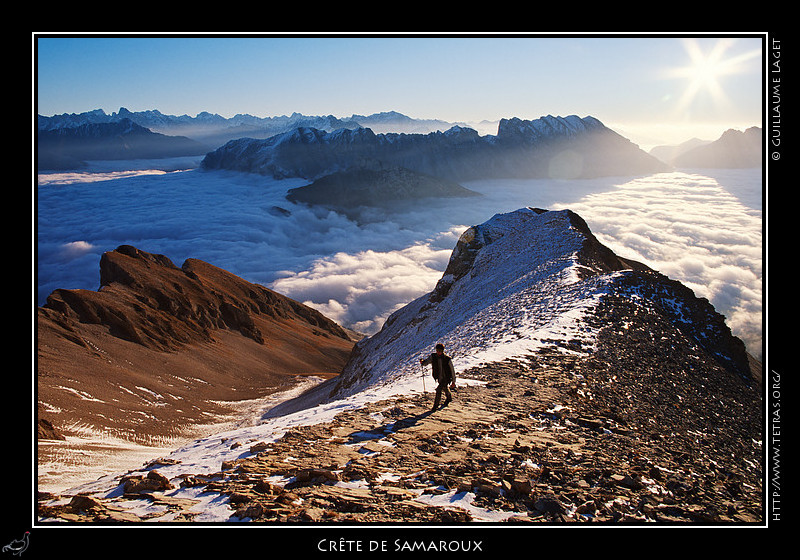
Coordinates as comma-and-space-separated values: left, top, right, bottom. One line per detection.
666, 38, 760, 115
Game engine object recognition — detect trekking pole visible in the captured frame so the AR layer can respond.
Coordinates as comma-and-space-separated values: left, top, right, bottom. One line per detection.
420, 360, 427, 394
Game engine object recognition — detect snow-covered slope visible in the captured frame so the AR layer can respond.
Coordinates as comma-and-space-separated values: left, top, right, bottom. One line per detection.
268, 208, 645, 415
272, 205, 751, 415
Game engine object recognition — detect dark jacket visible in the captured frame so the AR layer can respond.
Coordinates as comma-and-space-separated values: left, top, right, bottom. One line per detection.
422, 353, 456, 385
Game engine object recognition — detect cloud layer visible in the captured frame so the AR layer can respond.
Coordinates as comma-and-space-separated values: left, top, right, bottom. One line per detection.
553, 171, 762, 358
36, 162, 762, 358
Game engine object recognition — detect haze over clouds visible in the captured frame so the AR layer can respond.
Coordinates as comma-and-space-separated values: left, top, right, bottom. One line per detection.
36, 162, 762, 359
552, 171, 762, 358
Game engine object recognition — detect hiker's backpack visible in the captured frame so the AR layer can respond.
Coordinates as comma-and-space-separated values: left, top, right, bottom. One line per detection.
432, 355, 453, 384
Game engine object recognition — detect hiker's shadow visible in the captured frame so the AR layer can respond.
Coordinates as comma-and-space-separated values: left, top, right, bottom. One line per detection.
391, 410, 433, 430
345, 410, 433, 444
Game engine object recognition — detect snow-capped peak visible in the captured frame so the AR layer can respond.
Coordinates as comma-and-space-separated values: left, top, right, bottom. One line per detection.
497, 114, 605, 140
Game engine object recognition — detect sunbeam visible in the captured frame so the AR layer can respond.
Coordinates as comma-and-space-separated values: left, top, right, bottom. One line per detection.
665, 38, 761, 116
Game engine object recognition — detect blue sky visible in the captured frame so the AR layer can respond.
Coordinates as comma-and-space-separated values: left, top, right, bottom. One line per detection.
35, 34, 764, 148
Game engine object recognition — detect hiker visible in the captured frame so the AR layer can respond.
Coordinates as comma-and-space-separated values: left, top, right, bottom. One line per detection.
420, 343, 457, 411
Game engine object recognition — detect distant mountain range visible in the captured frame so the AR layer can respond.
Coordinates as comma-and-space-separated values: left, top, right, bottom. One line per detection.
36, 107, 469, 164
36, 107, 762, 175
649, 126, 762, 168
201, 115, 669, 182
36, 118, 208, 170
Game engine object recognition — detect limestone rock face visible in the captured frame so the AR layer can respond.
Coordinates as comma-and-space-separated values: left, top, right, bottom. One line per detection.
43, 244, 350, 351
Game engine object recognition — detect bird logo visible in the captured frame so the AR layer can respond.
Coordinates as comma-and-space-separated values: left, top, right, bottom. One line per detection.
2, 532, 29, 556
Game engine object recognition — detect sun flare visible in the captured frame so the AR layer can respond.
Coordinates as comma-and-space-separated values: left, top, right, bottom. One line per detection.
666, 38, 761, 114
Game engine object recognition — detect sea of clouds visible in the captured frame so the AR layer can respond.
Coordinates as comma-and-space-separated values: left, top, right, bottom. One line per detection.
35, 158, 762, 359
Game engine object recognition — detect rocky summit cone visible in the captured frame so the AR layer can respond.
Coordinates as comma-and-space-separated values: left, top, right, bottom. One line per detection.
37, 208, 762, 525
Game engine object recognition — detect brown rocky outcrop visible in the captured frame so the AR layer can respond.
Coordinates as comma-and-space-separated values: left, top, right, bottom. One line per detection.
37, 417, 65, 441
37, 246, 357, 449
42, 244, 352, 351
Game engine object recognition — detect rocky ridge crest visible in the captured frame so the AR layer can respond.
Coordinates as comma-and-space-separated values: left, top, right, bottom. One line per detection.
273, 208, 755, 416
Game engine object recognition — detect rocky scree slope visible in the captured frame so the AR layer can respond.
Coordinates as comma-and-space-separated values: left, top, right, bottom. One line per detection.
37, 317, 762, 523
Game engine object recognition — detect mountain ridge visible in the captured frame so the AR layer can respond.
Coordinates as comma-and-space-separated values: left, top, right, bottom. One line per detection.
673, 126, 762, 168
37, 107, 458, 137
37, 108, 760, 174
36, 108, 444, 153
267, 207, 756, 418
36, 118, 209, 170
649, 127, 762, 168
201, 115, 668, 181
